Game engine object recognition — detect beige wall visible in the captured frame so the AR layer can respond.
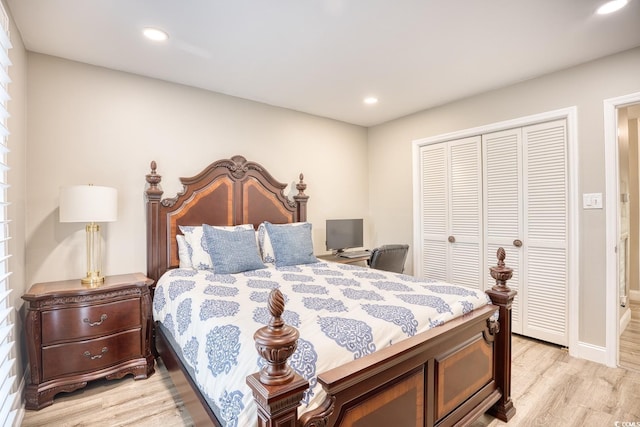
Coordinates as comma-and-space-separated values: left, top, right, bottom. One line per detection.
368, 46, 640, 347
25, 53, 368, 285
4, 0, 28, 392
15, 22, 640, 377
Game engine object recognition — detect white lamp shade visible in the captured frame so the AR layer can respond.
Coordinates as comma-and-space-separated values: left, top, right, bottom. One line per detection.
59, 185, 118, 223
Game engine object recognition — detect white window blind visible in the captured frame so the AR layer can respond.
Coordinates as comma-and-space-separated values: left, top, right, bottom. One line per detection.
0, 3, 15, 426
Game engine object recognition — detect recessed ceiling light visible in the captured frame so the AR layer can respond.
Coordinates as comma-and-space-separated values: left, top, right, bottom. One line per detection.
143, 27, 169, 42
597, 0, 628, 14
364, 97, 378, 105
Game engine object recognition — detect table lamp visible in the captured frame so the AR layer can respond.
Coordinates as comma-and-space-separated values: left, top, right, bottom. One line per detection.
59, 185, 118, 285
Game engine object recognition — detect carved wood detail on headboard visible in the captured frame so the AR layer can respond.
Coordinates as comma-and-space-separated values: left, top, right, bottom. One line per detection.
144, 155, 308, 283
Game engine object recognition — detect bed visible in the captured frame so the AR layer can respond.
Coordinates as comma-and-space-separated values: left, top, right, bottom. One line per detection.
145, 155, 516, 427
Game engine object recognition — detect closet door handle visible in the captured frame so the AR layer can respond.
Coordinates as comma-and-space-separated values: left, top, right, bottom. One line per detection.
513, 239, 523, 247
448, 236, 456, 243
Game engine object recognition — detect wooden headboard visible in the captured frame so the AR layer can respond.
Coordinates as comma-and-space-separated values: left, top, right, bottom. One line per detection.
144, 155, 308, 282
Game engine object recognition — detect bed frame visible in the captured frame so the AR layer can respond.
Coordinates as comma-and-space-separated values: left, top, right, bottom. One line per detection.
145, 155, 516, 427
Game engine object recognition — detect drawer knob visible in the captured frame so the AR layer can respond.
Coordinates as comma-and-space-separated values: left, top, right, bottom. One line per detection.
83, 314, 107, 327
83, 347, 108, 360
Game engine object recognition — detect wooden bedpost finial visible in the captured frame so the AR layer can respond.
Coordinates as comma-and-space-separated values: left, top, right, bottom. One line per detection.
145, 160, 163, 197
254, 288, 299, 385
490, 247, 512, 291
267, 287, 285, 328
296, 173, 307, 196
294, 173, 309, 222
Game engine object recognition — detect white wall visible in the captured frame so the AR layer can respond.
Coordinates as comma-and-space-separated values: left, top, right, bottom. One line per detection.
368, 46, 640, 348
25, 53, 368, 285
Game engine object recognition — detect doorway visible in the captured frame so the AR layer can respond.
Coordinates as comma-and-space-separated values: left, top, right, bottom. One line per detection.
617, 102, 640, 371
604, 92, 640, 369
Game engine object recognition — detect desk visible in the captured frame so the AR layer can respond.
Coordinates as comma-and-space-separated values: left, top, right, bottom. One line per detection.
316, 253, 370, 265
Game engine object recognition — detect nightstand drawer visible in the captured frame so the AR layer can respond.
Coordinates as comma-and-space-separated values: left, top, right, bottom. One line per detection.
41, 298, 141, 345
41, 329, 142, 381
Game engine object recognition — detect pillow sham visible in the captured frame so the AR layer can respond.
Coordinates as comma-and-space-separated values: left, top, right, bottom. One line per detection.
176, 234, 192, 269
178, 225, 212, 269
202, 224, 266, 274
257, 222, 275, 263
179, 224, 254, 270
263, 221, 318, 267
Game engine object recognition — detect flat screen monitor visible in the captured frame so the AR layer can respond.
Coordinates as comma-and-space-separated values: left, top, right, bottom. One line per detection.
326, 219, 363, 253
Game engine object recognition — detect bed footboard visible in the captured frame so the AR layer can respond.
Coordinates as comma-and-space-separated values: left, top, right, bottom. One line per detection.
247, 249, 516, 427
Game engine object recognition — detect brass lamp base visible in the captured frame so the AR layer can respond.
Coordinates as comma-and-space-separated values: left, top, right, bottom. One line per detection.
81, 272, 105, 287
82, 222, 105, 287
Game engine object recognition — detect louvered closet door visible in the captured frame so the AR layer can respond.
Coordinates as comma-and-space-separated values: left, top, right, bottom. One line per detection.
419, 119, 568, 346
419, 137, 483, 288
483, 129, 524, 334
483, 121, 568, 346
522, 119, 568, 346
420, 143, 448, 281
448, 137, 483, 289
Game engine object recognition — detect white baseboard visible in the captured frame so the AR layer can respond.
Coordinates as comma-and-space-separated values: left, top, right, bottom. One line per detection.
620, 307, 632, 334
570, 341, 608, 366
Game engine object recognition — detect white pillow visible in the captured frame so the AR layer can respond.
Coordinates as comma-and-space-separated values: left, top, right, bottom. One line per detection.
176, 234, 192, 269
179, 224, 255, 270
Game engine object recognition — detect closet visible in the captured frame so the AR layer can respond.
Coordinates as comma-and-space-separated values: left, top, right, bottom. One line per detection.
418, 119, 568, 346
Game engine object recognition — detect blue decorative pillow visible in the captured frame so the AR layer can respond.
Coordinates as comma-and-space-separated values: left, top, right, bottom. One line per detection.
179, 224, 254, 270
257, 222, 309, 263
263, 222, 318, 267
202, 224, 266, 274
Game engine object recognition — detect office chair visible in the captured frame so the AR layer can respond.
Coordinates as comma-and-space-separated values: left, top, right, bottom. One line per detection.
367, 244, 409, 274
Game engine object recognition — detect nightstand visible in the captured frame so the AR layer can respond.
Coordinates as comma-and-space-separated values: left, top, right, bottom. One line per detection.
22, 273, 155, 410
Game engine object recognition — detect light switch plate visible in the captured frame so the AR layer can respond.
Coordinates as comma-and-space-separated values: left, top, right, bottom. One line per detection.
583, 193, 603, 209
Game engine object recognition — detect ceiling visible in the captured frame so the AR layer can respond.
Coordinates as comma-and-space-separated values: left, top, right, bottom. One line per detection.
6, 0, 640, 127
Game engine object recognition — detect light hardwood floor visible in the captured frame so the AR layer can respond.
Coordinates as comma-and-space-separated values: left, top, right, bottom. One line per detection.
21, 359, 194, 427
472, 334, 640, 427
22, 335, 640, 427
620, 300, 640, 372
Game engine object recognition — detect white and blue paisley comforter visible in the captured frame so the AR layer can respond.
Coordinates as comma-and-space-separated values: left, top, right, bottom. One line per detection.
152, 261, 491, 427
